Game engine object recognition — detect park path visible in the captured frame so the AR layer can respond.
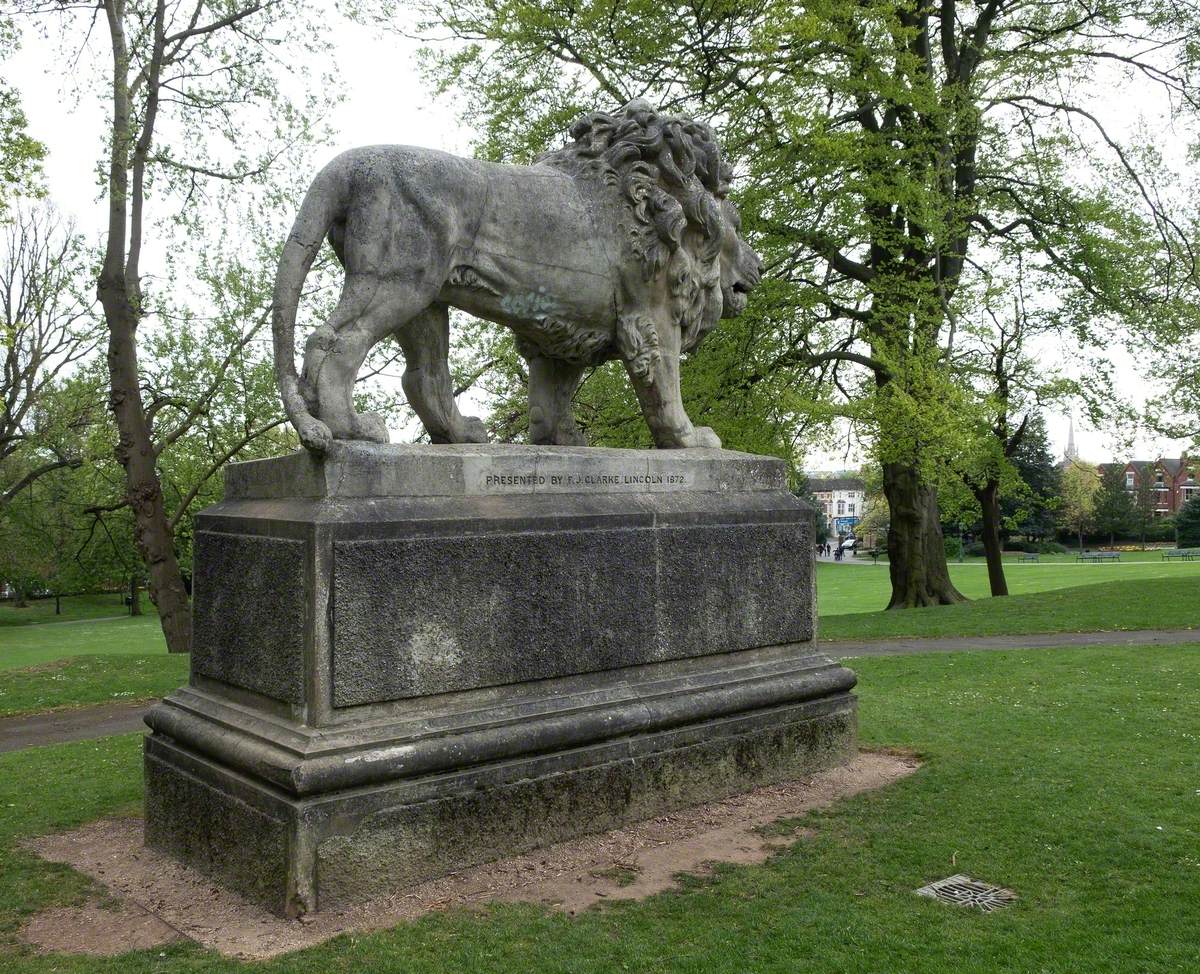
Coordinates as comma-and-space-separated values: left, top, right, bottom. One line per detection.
828, 626, 1200, 658
1, 628, 1198, 754
0, 700, 150, 754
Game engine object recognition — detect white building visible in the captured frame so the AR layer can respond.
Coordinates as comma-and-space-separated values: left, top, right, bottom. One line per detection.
807, 476, 867, 537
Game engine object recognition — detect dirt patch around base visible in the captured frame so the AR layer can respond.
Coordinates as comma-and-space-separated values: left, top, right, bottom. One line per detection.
22, 750, 919, 960
18, 903, 182, 956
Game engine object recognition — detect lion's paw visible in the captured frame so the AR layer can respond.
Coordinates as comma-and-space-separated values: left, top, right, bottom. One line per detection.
559, 428, 589, 447
455, 416, 490, 444
687, 426, 722, 449
353, 412, 391, 444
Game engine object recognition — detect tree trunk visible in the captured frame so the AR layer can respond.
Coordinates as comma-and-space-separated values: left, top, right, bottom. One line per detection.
14, 587, 27, 609
99, 0, 191, 653
102, 310, 189, 648
882, 462, 967, 608
55, 593, 61, 615
975, 480, 1008, 597
129, 573, 143, 617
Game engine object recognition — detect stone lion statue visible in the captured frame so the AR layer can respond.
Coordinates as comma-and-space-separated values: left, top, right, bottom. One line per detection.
272, 99, 762, 451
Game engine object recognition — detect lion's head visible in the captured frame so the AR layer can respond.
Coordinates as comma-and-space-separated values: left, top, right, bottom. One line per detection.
540, 100, 760, 345
718, 198, 762, 319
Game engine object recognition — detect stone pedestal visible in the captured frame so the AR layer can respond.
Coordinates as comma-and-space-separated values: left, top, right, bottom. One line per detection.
144, 444, 856, 917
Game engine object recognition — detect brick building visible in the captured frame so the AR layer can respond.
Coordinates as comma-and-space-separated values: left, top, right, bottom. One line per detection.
1105, 455, 1199, 517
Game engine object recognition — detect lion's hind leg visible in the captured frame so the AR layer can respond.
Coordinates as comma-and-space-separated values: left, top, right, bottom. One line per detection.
309, 275, 433, 444
395, 304, 489, 444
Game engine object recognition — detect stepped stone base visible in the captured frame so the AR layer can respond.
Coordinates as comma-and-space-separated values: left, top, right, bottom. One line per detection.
144, 443, 856, 916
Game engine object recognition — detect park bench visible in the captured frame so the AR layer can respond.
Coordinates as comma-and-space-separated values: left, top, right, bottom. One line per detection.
1017, 553, 1039, 563
1163, 549, 1197, 561
1077, 551, 1121, 563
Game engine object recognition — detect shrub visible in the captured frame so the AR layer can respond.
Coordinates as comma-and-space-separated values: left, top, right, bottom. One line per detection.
1037, 541, 1068, 554
1178, 498, 1200, 548
964, 541, 986, 557
1144, 517, 1177, 544
944, 535, 963, 560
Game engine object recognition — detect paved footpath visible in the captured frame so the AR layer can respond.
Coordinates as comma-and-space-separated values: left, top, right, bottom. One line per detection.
828, 627, 1200, 658
0, 700, 150, 754
1, 628, 1198, 754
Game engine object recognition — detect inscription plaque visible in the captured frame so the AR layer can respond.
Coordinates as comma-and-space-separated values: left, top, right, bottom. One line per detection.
481, 470, 689, 490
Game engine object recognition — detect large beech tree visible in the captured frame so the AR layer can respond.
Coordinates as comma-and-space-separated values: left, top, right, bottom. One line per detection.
415, 0, 1200, 608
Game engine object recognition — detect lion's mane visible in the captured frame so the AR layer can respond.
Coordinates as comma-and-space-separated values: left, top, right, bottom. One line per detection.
539, 100, 733, 349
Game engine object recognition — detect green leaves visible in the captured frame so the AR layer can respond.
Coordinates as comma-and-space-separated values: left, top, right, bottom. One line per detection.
0, 17, 46, 216
411, 0, 1200, 480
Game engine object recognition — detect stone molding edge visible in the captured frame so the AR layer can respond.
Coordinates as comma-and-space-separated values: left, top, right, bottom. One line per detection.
145, 650, 856, 798
223, 443, 793, 500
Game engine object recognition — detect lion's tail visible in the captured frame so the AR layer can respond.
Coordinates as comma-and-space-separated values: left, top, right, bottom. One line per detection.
271, 164, 347, 450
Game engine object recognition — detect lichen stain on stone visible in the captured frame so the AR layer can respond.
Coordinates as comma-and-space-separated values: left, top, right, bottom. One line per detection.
500, 287, 561, 320
407, 621, 464, 678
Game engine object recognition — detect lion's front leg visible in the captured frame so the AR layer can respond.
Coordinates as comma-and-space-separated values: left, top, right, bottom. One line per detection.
616, 312, 721, 450
527, 355, 588, 446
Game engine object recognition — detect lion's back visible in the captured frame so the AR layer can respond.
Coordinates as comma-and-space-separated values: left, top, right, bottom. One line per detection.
320, 145, 492, 271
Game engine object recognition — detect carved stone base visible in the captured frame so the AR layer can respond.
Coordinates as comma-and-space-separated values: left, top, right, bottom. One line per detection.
143, 444, 856, 916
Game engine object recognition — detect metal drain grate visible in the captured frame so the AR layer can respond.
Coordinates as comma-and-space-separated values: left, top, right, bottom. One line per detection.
915, 874, 1017, 912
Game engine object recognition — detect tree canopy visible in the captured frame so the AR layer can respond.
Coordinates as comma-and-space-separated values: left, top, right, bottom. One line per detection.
414, 0, 1200, 607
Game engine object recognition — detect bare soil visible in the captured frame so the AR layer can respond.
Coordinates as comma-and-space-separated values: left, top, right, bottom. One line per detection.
18, 903, 181, 956
22, 750, 918, 960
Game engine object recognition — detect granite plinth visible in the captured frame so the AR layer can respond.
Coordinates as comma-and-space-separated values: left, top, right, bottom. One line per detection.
144, 443, 856, 916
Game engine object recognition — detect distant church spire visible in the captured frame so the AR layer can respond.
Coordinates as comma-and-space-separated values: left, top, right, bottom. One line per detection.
1065, 414, 1079, 462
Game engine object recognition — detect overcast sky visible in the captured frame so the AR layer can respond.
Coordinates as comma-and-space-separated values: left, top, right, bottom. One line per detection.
5, 7, 1191, 468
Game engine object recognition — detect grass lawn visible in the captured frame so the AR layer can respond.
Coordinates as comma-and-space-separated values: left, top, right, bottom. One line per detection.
0, 655, 189, 718
816, 555, 1200, 615
1, 644, 1196, 971
0, 594, 147, 627
821, 575, 1200, 642
0, 616, 166, 672
0, 610, 177, 718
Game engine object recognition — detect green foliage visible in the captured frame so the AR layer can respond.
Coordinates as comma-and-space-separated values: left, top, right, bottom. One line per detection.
1128, 463, 1160, 544
411, 0, 1198, 607
1002, 413, 1061, 539
0, 18, 46, 214
1058, 460, 1099, 545
1002, 540, 1068, 555
1092, 464, 1136, 541
1144, 516, 1176, 544
1177, 497, 1200, 548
